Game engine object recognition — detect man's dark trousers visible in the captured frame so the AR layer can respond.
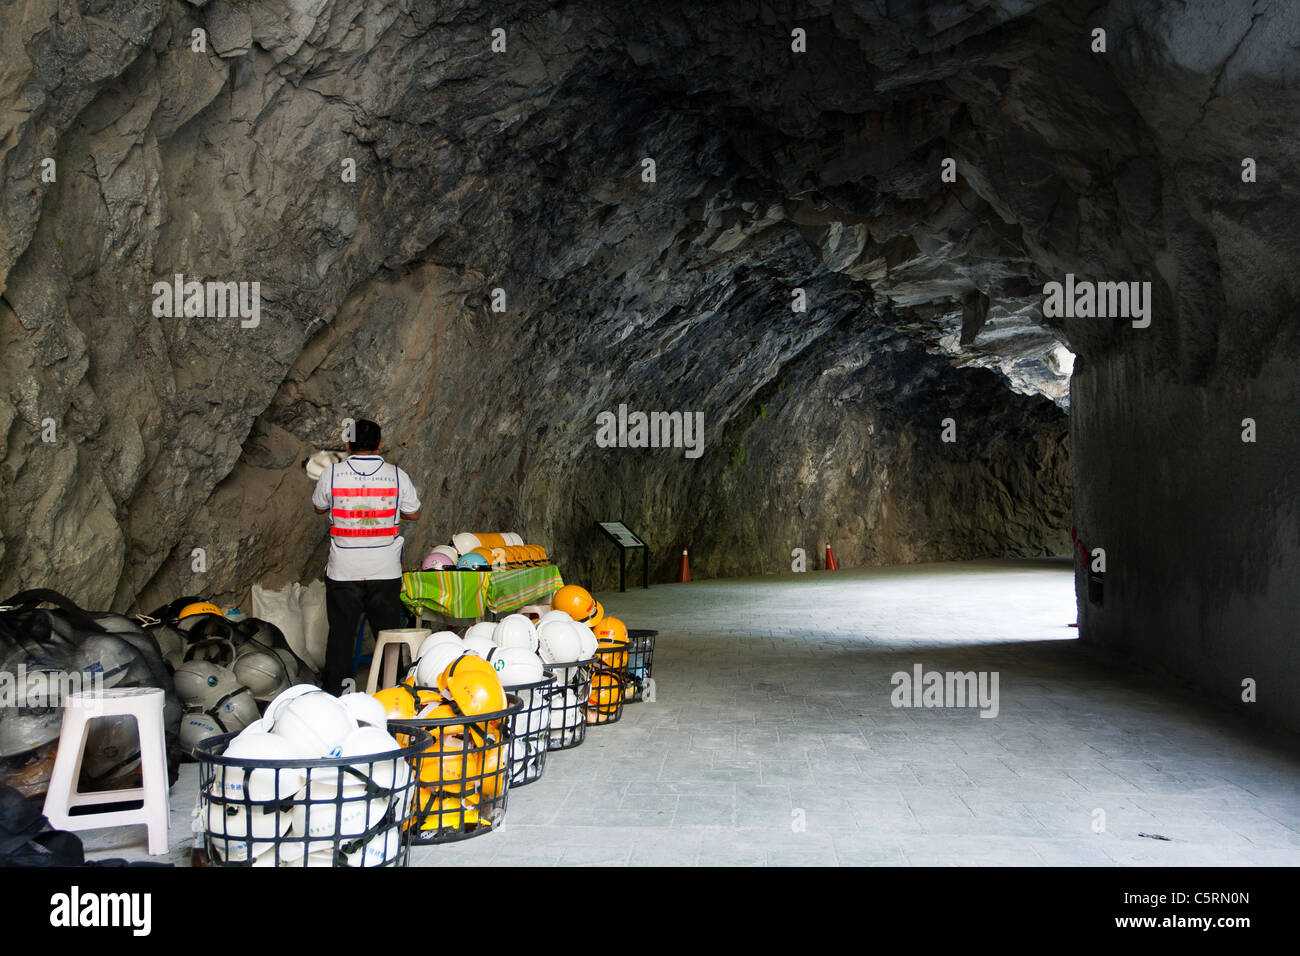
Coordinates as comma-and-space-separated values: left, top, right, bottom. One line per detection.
323, 577, 404, 695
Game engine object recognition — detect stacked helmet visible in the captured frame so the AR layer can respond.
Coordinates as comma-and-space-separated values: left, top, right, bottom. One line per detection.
537, 618, 584, 665
421, 547, 459, 570
438, 655, 506, 718
551, 585, 596, 624
272, 692, 357, 758
178, 602, 223, 621
416, 631, 461, 660
493, 614, 539, 654
72, 633, 138, 689
593, 617, 629, 647
337, 692, 389, 729
174, 660, 242, 709
372, 681, 422, 721
456, 553, 489, 570
486, 646, 544, 687
179, 710, 225, 753
234, 649, 290, 701
415, 644, 466, 688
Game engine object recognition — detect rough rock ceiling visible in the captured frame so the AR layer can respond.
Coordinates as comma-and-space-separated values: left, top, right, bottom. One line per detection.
0, 0, 1295, 607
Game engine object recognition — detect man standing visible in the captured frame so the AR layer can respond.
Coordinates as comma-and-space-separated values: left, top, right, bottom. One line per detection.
312, 419, 421, 694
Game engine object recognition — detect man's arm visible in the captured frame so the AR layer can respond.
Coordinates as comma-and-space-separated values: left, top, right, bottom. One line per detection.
312, 468, 332, 515
397, 468, 421, 522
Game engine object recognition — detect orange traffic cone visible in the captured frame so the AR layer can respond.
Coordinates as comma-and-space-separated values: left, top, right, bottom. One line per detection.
677, 548, 692, 583
824, 542, 838, 571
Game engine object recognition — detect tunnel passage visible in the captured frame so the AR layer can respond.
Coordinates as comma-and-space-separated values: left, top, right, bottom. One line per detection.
0, 1, 1296, 730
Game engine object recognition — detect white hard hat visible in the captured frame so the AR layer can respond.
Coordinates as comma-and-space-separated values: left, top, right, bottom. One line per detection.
538, 610, 575, 627
292, 793, 390, 841
213, 686, 261, 734
415, 631, 461, 661
74, 634, 137, 689
451, 533, 481, 555
336, 726, 410, 792
513, 696, 550, 736
180, 710, 225, 754
537, 619, 582, 665
415, 644, 465, 687
271, 648, 309, 686
487, 646, 544, 687
337, 692, 389, 729
173, 660, 242, 709
219, 731, 309, 802
80, 714, 141, 784
462, 621, 496, 643
272, 691, 357, 758
493, 614, 539, 654
574, 621, 597, 659
234, 650, 290, 701
206, 797, 291, 843
264, 683, 322, 725
462, 634, 497, 659
236, 717, 272, 737
305, 450, 345, 481
549, 688, 583, 731
343, 823, 403, 868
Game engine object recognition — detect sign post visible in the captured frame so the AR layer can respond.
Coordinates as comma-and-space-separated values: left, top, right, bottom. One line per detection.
596, 521, 649, 592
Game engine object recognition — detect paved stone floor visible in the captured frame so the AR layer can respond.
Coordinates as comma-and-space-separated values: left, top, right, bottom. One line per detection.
85, 559, 1300, 866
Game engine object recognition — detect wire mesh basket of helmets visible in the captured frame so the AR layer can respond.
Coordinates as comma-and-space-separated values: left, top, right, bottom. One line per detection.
391, 690, 524, 844
500, 671, 557, 788
0, 589, 184, 799
194, 720, 432, 867
543, 660, 593, 751
585, 616, 634, 726
623, 629, 657, 703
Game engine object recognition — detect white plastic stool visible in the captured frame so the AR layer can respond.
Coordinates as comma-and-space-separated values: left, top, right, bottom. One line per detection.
365, 628, 431, 693
43, 687, 170, 856
518, 605, 550, 621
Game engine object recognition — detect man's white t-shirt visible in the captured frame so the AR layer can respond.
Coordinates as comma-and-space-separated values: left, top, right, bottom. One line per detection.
312, 455, 422, 581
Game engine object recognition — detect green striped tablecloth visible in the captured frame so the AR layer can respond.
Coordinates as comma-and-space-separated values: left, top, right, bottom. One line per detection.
401, 565, 564, 619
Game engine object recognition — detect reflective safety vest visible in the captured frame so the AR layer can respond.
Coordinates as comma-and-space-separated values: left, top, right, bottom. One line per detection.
329, 458, 401, 548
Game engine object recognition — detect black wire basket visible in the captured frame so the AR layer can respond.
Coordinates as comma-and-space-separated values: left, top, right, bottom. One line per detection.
543, 660, 593, 751
391, 693, 523, 844
194, 721, 432, 868
500, 673, 557, 788
624, 629, 657, 703
587, 644, 630, 726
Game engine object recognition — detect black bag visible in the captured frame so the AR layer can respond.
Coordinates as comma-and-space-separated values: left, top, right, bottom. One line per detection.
0, 782, 85, 866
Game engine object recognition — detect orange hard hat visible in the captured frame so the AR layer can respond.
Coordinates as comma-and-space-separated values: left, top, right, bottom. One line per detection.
551, 585, 596, 623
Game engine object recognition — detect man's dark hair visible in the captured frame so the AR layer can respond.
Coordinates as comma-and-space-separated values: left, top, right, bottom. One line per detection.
350, 419, 382, 452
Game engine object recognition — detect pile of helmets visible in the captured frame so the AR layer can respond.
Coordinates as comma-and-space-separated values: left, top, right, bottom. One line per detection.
550, 585, 632, 725
420, 533, 550, 571
372, 640, 519, 839
153, 602, 317, 754
199, 684, 420, 867
0, 589, 184, 798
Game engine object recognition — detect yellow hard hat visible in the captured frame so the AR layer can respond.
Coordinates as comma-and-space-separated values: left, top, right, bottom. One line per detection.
178, 601, 222, 620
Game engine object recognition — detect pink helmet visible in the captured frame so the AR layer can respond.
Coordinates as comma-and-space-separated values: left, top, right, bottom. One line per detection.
421, 546, 459, 570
